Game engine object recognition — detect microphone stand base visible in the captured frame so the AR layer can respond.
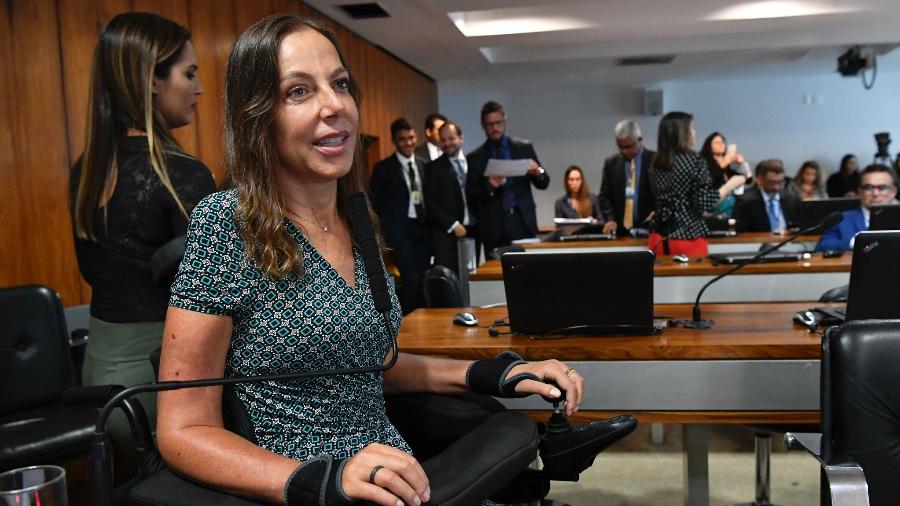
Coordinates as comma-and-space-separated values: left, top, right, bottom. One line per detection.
682, 319, 715, 329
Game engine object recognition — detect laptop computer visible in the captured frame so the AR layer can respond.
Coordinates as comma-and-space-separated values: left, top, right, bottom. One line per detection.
501, 251, 655, 335
813, 230, 900, 322
708, 251, 810, 265
798, 198, 859, 233
542, 223, 615, 242
868, 204, 900, 231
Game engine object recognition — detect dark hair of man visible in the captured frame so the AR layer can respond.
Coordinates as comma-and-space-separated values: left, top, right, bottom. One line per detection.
424, 113, 447, 131
390, 118, 413, 139
74, 12, 192, 241
860, 164, 899, 188
755, 159, 785, 178
224, 14, 378, 279
439, 120, 462, 137
564, 165, 592, 218
795, 160, 821, 186
480, 100, 505, 124
652, 111, 694, 171
840, 153, 858, 173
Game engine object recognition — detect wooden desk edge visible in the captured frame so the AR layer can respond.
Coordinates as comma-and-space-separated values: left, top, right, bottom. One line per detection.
521, 410, 820, 425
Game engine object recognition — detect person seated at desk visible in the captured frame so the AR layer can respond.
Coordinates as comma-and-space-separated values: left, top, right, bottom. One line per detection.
554, 165, 601, 222
787, 160, 826, 201
597, 119, 655, 236
156, 16, 583, 506
698, 131, 750, 217
733, 159, 800, 234
816, 164, 898, 252
826, 153, 861, 198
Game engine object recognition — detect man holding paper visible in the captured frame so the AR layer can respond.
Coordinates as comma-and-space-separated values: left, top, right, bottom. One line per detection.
466, 101, 550, 255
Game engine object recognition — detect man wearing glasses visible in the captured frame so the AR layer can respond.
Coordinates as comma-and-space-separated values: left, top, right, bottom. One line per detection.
466, 101, 550, 256
733, 159, 800, 234
816, 164, 899, 251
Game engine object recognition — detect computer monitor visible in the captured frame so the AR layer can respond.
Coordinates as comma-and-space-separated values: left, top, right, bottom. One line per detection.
798, 198, 859, 233
501, 251, 655, 335
868, 204, 900, 231
846, 231, 900, 321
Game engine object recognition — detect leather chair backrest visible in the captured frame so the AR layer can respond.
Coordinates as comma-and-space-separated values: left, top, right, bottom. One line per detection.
424, 265, 464, 308
0, 285, 73, 414
823, 320, 900, 506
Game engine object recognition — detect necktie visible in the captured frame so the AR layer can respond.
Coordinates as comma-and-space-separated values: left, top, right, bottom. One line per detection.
408, 161, 425, 221
623, 159, 636, 230
766, 196, 782, 231
453, 159, 466, 188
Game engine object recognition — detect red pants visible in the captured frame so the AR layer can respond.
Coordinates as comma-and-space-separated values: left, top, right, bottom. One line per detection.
648, 232, 709, 256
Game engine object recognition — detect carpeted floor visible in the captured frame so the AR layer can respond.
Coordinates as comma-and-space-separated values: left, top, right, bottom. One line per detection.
545, 423, 821, 506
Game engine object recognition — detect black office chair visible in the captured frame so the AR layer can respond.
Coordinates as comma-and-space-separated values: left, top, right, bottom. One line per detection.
423, 265, 464, 307
0, 285, 99, 471
785, 320, 900, 506
818, 284, 849, 303
108, 350, 637, 505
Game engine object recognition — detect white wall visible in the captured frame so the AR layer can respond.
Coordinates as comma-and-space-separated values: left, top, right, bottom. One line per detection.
439, 72, 900, 229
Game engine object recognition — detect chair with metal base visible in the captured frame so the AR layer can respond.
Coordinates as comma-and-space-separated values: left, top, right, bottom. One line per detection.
785, 319, 900, 506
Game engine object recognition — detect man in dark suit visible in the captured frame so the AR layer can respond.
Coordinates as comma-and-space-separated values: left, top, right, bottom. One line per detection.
424, 120, 477, 274
414, 112, 446, 162
369, 118, 431, 314
733, 159, 800, 233
597, 119, 656, 236
466, 101, 550, 255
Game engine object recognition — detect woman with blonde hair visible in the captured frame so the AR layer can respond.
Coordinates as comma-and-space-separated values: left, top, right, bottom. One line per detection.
554, 165, 601, 221
70, 12, 214, 433
788, 160, 826, 200
157, 15, 583, 505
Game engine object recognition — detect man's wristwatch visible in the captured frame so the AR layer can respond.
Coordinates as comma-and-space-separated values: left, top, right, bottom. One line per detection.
536, 166, 546, 176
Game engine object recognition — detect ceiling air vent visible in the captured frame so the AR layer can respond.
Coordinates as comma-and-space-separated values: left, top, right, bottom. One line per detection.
338, 3, 390, 19
617, 55, 676, 66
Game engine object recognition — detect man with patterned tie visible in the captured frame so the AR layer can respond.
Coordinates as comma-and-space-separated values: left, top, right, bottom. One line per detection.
424, 120, 478, 274
598, 119, 656, 237
370, 118, 432, 314
733, 159, 800, 233
466, 101, 550, 256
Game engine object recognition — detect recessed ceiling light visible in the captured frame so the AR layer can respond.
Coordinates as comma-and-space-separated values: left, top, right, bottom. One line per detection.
448, 10, 594, 37
705, 1, 860, 20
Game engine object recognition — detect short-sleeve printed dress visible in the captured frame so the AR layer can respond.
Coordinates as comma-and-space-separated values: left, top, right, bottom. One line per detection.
169, 190, 409, 461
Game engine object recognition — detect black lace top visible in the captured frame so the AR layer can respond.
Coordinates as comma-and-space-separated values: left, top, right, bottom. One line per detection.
70, 136, 215, 323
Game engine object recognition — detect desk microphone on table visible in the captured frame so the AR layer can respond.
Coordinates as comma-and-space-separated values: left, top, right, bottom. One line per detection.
89, 192, 397, 506
680, 211, 844, 329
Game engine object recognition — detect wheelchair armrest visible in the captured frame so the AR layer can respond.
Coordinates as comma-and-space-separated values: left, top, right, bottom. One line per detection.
784, 432, 870, 505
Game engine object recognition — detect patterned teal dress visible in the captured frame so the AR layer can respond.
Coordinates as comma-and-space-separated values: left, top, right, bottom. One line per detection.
169, 190, 409, 461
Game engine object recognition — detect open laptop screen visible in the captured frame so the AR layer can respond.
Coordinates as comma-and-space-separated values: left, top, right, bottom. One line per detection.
846, 231, 900, 321
868, 204, 900, 231
501, 251, 654, 335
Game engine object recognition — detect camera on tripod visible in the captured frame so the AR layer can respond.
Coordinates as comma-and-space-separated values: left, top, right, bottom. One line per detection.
874, 132, 892, 166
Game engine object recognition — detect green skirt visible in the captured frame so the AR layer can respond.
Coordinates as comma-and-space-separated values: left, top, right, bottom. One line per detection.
82, 317, 164, 440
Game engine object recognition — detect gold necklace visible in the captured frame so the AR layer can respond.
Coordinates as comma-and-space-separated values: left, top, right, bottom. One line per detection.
286, 208, 331, 233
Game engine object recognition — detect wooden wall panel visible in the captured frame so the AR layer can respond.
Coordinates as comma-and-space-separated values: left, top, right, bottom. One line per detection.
1, 0, 437, 306
0, 0, 83, 305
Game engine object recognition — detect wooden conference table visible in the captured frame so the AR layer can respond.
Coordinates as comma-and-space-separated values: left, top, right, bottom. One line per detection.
523, 231, 820, 254
467, 249, 852, 306
399, 302, 827, 506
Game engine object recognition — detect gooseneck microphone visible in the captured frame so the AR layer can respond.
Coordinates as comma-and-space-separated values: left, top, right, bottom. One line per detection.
682, 211, 844, 329
90, 192, 396, 506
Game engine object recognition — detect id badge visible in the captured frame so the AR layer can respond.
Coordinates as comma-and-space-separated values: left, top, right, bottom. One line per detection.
625, 186, 636, 199
410, 190, 423, 205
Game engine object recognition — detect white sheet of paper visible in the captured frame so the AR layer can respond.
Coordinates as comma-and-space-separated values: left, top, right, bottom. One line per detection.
484, 158, 531, 177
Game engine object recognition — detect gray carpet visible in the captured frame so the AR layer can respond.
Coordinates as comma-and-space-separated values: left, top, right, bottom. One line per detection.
545, 424, 820, 506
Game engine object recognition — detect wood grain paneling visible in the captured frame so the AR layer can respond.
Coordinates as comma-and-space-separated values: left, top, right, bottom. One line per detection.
1, 0, 437, 306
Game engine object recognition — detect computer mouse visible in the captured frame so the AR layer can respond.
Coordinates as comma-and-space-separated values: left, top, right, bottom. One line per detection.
452, 311, 479, 327
673, 254, 690, 264
793, 310, 817, 327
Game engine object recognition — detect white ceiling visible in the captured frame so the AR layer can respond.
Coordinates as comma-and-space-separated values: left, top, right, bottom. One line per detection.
305, 0, 900, 93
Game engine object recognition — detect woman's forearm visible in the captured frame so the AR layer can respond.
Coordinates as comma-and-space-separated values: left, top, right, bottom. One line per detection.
382, 353, 471, 394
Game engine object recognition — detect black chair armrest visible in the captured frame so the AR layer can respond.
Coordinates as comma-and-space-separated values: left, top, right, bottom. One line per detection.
62, 385, 125, 407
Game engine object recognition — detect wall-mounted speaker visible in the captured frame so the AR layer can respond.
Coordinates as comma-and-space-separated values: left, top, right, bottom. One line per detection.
643, 89, 663, 116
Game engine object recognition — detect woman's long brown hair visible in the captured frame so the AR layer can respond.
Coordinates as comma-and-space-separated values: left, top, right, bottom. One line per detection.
564, 165, 592, 218
224, 15, 378, 279
74, 12, 192, 240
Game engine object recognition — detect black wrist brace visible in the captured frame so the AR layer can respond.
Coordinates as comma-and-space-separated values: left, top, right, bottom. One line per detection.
284, 454, 353, 506
466, 351, 539, 398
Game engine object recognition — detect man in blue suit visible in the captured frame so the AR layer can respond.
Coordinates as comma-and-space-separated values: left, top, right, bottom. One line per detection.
816, 164, 898, 251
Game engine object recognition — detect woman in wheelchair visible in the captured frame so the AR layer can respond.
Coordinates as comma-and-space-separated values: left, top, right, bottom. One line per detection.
156, 15, 584, 506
